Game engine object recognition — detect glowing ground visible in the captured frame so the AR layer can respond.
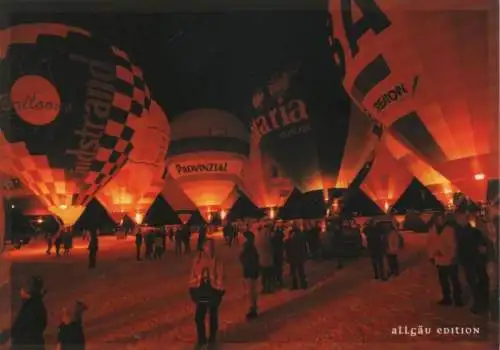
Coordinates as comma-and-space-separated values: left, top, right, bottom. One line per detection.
0, 233, 497, 350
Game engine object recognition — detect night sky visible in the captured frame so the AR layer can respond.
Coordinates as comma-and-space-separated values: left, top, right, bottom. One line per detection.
3, 10, 445, 230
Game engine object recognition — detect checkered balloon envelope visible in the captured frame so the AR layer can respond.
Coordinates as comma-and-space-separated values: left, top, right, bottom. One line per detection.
0, 23, 152, 225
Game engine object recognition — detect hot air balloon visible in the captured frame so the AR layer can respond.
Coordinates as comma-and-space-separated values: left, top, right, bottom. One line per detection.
97, 100, 170, 225
250, 52, 379, 196
0, 23, 151, 226
166, 109, 249, 221
242, 132, 294, 217
328, 0, 498, 202
385, 132, 458, 207
161, 175, 198, 224
360, 134, 414, 213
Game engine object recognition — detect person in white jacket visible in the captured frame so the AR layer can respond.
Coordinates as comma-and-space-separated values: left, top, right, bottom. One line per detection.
427, 213, 463, 306
255, 221, 274, 294
385, 223, 401, 277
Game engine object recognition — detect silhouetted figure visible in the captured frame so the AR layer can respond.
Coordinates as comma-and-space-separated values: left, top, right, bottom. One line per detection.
10, 276, 47, 350
174, 227, 183, 255
270, 225, 285, 288
365, 221, 387, 281
197, 225, 207, 251
45, 232, 53, 255
240, 230, 260, 319
385, 222, 401, 277
154, 232, 164, 260
285, 226, 308, 290
454, 209, 489, 314
145, 233, 154, 260
57, 301, 88, 350
54, 233, 63, 257
135, 229, 143, 261
329, 220, 344, 269
256, 223, 274, 294
182, 225, 191, 254
88, 230, 99, 269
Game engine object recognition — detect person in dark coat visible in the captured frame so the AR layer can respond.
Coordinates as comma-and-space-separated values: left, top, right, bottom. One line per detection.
57, 301, 88, 350
223, 224, 234, 247
454, 208, 490, 314
284, 225, 308, 290
135, 229, 143, 261
329, 220, 344, 269
270, 225, 285, 288
182, 224, 191, 253
174, 226, 183, 255
88, 230, 99, 269
144, 232, 154, 260
54, 232, 63, 257
197, 224, 207, 251
10, 276, 47, 350
365, 221, 387, 281
45, 232, 53, 255
239, 230, 260, 319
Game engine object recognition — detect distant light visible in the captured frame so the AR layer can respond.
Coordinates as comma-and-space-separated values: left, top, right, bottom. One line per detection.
269, 207, 275, 219
11, 204, 15, 209
37, 218, 43, 224
384, 201, 389, 213
474, 173, 485, 181
220, 210, 227, 220
59, 204, 67, 210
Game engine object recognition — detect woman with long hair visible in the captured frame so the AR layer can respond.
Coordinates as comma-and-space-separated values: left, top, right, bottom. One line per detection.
189, 239, 225, 349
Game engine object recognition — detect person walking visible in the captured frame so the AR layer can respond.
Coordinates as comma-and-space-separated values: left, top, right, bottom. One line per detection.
189, 239, 224, 350
135, 229, 143, 261
197, 224, 207, 251
240, 229, 260, 320
88, 230, 99, 269
427, 213, 463, 307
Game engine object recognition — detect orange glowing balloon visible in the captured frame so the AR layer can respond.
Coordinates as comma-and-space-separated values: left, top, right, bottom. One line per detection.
242, 132, 294, 210
97, 100, 170, 224
161, 175, 198, 224
166, 109, 249, 221
360, 134, 414, 212
385, 132, 458, 206
328, 0, 498, 202
0, 23, 151, 225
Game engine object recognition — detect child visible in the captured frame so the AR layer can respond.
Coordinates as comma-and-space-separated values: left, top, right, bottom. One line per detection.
57, 301, 88, 350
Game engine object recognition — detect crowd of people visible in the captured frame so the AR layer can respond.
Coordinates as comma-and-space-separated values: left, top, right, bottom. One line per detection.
1, 206, 498, 350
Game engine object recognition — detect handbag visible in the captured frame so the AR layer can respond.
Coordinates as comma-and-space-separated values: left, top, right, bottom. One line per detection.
189, 268, 220, 305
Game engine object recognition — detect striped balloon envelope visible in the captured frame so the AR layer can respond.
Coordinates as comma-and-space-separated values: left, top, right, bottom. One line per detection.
328, 0, 498, 202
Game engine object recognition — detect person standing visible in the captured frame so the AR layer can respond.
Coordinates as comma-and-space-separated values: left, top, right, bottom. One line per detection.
454, 208, 489, 314
284, 224, 308, 290
255, 222, 274, 294
427, 213, 463, 306
365, 221, 387, 281
45, 232, 53, 255
189, 239, 224, 350
182, 224, 192, 254
88, 230, 99, 269
385, 222, 401, 277
135, 229, 143, 261
240, 230, 260, 319
10, 276, 47, 350
270, 223, 285, 288
329, 219, 344, 269
57, 301, 88, 350
54, 231, 63, 257
197, 224, 207, 251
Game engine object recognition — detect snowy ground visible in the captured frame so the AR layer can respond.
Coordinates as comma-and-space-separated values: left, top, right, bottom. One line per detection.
0, 233, 497, 350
